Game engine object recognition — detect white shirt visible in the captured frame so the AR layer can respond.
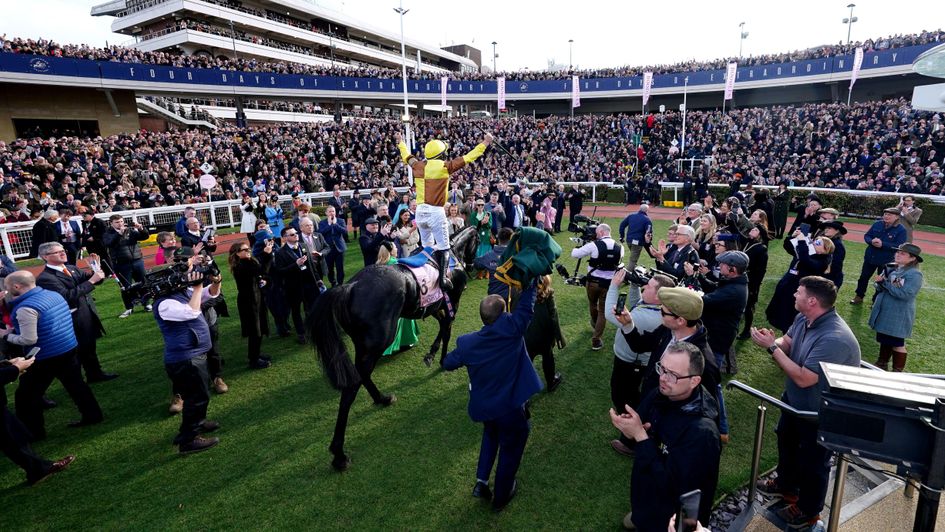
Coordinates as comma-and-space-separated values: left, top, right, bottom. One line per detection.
570, 237, 624, 279
157, 286, 214, 322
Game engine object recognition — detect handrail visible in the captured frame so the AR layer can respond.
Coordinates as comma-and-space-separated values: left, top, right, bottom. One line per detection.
726, 380, 819, 420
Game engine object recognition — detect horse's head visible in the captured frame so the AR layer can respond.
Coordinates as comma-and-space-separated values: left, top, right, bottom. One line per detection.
450, 226, 479, 270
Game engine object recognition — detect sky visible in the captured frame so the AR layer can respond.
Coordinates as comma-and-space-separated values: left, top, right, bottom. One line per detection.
1, 0, 944, 71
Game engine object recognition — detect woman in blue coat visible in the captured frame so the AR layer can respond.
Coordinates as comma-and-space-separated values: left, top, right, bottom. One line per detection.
869, 243, 924, 372
264, 198, 285, 244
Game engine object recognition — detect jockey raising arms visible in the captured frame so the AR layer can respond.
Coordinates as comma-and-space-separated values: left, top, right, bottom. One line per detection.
396, 131, 493, 290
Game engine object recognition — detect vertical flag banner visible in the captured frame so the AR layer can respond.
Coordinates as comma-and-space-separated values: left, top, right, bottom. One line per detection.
642, 71, 653, 106
572, 76, 581, 108
850, 47, 864, 89
497, 76, 506, 111
441, 76, 448, 108
724, 62, 737, 100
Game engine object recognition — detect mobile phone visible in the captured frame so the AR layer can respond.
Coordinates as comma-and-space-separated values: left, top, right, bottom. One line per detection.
201, 228, 215, 242
798, 223, 811, 236
615, 292, 628, 314
676, 489, 702, 532
25, 347, 40, 360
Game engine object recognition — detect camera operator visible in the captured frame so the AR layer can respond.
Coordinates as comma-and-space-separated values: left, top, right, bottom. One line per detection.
604, 267, 675, 457
103, 215, 150, 319
571, 223, 623, 351
35, 243, 117, 383
153, 267, 222, 454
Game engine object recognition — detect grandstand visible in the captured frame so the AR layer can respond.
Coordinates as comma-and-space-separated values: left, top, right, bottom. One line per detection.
90, 0, 479, 75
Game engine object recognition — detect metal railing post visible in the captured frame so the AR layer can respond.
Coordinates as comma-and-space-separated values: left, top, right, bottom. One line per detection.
827, 453, 849, 532
747, 404, 767, 505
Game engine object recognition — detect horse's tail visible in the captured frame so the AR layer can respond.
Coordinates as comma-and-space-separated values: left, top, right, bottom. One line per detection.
311, 283, 360, 390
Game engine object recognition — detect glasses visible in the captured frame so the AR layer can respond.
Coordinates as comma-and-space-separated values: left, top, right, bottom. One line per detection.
285, 232, 298, 237
813, 239, 824, 246
238, 248, 251, 253
660, 307, 679, 318
44, 249, 67, 256
655, 361, 696, 384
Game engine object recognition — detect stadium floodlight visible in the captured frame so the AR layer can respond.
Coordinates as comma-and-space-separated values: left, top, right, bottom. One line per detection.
739, 22, 749, 59
394, 2, 411, 148
492, 41, 498, 73
843, 4, 858, 45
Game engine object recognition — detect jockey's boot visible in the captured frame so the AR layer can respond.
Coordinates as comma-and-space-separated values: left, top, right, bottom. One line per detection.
435, 249, 453, 291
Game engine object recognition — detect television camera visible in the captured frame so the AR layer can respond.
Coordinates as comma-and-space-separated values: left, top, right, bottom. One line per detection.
122, 256, 221, 302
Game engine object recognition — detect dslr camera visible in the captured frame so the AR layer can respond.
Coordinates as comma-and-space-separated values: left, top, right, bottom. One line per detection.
622, 265, 676, 286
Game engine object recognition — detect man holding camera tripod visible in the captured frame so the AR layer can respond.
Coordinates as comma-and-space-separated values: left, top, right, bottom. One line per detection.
103, 215, 150, 319
571, 223, 624, 351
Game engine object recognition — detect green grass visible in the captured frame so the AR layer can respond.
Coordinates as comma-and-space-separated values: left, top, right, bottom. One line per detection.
2, 220, 944, 530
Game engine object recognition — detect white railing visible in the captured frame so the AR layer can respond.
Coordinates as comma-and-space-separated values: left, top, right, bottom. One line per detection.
5, 182, 940, 259
658, 182, 945, 205
0, 189, 406, 260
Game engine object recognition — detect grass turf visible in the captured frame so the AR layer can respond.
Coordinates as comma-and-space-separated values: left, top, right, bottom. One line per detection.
2, 219, 944, 530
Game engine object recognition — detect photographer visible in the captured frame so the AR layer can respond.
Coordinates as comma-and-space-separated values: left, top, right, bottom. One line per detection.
604, 267, 675, 457
571, 223, 624, 351
103, 215, 150, 319
153, 268, 222, 454
869, 244, 923, 372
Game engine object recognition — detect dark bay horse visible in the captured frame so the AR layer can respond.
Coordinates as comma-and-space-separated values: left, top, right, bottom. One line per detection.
311, 226, 479, 470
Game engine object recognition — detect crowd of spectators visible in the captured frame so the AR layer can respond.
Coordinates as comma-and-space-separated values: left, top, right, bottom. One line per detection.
146, 96, 391, 119
3, 28, 943, 82
0, 97, 943, 224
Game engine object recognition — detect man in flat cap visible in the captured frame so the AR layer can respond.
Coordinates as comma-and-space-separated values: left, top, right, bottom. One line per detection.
614, 286, 720, 420
850, 208, 907, 305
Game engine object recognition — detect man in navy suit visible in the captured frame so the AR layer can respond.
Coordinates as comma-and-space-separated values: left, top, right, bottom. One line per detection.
318, 206, 348, 287
54, 209, 82, 265
443, 281, 543, 511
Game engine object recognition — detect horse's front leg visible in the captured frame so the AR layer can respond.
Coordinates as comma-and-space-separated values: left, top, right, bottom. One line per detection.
424, 324, 443, 368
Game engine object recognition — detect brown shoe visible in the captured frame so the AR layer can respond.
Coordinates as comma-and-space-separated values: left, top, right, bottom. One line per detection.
169, 394, 183, 415
213, 377, 229, 394
610, 439, 635, 457
849, 296, 864, 305
179, 436, 219, 455
30, 455, 76, 486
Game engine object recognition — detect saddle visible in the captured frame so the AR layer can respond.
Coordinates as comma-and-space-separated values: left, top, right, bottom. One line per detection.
396, 247, 456, 309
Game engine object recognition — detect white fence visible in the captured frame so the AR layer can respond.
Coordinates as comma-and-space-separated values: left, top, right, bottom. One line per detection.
0, 189, 406, 260
4, 182, 941, 259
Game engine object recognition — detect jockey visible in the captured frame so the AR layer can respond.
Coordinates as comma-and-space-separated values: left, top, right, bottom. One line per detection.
396, 131, 493, 290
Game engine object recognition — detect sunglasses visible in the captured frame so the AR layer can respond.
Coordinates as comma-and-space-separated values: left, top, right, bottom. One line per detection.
660, 308, 679, 318
813, 239, 824, 246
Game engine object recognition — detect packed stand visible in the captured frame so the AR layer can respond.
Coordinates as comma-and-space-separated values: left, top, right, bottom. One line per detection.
2, 28, 943, 82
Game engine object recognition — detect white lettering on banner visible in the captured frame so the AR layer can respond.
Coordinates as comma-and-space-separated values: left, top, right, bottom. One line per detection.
749, 70, 754, 78
617, 80, 621, 88
724, 62, 737, 101
572, 75, 581, 108
839, 59, 845, 68
187, 72, 192, 81
441, 76, 448, 108
873, 56, 879, 65
777, 67, 782, 75
850, 47, 864, 90
806, 64, 811, 72
129, 68, 134, 76
892, 53, 898, 62
497, 76, 506, 110
238, 75, 244, 83
300, 78, 304, 86
255, 76, 260, 83
221, 74, 227, 82
270, 77, 275, 85
149, 69, 155, 79
642, 72, 653, 106
792, 66, 796, 74
169, 71, 174, 80
354, 81, 359, 89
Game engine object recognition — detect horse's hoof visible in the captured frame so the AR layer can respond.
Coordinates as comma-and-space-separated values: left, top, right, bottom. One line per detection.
331, 456, 352, 471
423, 356, 433, 368
375, 394, 397, 406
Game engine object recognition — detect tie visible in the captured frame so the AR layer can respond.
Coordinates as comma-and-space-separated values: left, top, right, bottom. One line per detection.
62, 267, 72, 278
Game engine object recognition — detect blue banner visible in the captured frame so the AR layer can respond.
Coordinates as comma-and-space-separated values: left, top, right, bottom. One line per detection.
0, 42, 934, 96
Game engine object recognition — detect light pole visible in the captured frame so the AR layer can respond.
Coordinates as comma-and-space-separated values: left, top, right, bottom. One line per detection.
738, 22, 749, 59
394, 1, 411, 145
843, 4, 858, 45
327, 23, 335, 68
568, 39, 573, 70
491, 41, 497, 73
228, 19, 246, 128
681, 76, 689, 155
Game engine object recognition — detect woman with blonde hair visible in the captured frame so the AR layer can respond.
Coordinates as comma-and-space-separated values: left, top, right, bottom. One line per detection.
446, 203, 465, 238
693, 214, 717, 264
523, 275, 565, 391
